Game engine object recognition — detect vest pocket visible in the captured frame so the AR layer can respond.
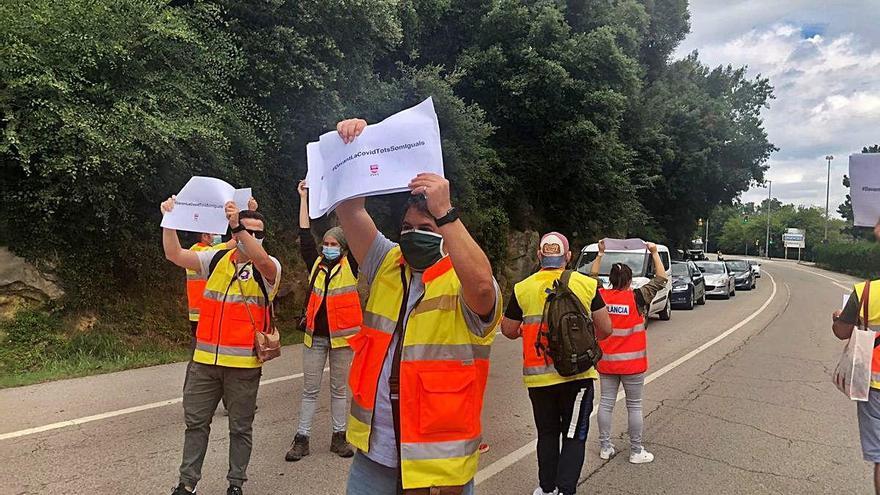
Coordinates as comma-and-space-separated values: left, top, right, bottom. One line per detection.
347, 332, 371, 403
417, 369, 476, 435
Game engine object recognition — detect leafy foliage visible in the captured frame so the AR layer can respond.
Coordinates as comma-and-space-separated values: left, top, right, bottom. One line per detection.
815, 241, 880, 281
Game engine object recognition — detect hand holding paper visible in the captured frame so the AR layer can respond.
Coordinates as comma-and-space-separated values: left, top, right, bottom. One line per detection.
159, 176, 255, 234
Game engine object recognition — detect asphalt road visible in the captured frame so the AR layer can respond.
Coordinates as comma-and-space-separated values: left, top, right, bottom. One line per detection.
0, 259, 870, 494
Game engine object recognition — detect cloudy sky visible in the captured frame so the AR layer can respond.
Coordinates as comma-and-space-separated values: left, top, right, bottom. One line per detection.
677, 0, 880, 215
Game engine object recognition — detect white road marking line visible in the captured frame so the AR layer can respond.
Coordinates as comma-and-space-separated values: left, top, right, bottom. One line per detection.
783, 263, 853, 291
0, 368, 326, 441
475, 270, 779, 485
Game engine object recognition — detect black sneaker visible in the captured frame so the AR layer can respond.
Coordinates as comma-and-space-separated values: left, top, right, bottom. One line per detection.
227, 486, 243, 495
171, 483, 195, 495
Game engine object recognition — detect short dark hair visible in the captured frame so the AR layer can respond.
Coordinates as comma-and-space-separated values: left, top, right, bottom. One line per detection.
609, 263, 633, 290
239, 210, 266, 227
400, 194, 431, 225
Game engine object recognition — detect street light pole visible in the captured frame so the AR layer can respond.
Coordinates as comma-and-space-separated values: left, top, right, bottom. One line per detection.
824, 154, 834, 241
765, 180, 772, 258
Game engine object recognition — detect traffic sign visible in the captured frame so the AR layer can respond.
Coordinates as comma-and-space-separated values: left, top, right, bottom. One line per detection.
783, 228, 805, 249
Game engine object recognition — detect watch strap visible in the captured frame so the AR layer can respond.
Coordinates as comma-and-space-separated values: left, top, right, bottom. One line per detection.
435, 207, 459, 227
231, 224, 246, 233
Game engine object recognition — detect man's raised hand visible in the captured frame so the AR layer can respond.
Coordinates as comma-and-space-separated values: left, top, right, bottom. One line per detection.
225, 201, 240, 228
336, 118, 367, 144
161, 196, 176, 215
298, 180, 308, 198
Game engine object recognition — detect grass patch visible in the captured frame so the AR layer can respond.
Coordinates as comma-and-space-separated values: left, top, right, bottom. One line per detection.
0, 308, 305, 389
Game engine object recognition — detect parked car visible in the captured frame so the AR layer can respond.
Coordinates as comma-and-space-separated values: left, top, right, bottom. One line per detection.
576, 242, 673, 320
725, 259, 756, 290
670, 261, 707, 310
688, 249, 708, 261
695, 261, 736, 299
748, 259, 761, 278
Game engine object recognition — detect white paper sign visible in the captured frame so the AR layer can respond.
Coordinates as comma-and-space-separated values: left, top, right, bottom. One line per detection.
602, 238, 648, 251
161, 177, 252, 234
850, 153, 880, 227
306, 97, 444, 218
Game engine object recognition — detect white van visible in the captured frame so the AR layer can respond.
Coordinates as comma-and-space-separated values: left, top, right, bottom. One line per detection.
575, 243, 673, 321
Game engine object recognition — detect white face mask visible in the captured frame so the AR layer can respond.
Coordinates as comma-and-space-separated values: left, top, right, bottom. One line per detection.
211, 234, 223, 245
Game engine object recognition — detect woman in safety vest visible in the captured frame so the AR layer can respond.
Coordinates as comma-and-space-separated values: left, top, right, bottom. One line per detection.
589, 239, 668, 465
286, 180, 363, 462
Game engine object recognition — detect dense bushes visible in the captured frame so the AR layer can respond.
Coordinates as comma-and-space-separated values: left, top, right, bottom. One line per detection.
815, 242, 880, 280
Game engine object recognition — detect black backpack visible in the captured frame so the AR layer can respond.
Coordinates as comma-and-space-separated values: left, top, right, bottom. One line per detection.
535, 270, 603, 377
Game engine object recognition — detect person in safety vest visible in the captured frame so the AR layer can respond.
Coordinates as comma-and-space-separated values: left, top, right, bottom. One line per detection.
589, 239, 667, 465
333, 118, 501, 495
161, 196, 282, 495
500, 232, 612, 495
833, 218, 880, 495
286, 179, 361, 462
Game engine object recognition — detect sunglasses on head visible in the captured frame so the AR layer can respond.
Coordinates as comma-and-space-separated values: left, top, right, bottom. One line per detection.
244, 229, 265, 239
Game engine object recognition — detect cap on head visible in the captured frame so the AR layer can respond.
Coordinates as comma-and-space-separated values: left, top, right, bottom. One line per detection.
540, 232, 569, 257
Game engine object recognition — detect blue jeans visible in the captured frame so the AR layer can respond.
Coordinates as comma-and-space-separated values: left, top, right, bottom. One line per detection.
346, 451, 475, 495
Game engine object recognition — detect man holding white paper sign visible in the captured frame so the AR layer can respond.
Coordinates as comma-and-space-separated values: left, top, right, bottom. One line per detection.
332, 117, 501, 494
306, 98, 444, 219
833, 219, 880, 494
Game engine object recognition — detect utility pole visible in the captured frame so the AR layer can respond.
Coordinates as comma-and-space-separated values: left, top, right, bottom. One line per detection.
824, 155, 834, 241
765, 180, 772, 258
705, 218, 709, 252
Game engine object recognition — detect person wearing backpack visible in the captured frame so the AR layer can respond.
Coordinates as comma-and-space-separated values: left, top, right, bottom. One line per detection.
832, 218, 880, 494
501, 232, 612, 495
161, 196, 282, 495
588, 239, 667, 465
286, 180, 361, 462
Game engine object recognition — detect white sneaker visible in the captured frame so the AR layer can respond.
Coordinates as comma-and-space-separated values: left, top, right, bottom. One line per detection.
599, 444, 616, 460
629, 449, 655, 464
532, 488, 558, 495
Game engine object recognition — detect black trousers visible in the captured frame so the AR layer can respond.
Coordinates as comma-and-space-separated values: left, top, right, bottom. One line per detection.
528, 379, 595, 495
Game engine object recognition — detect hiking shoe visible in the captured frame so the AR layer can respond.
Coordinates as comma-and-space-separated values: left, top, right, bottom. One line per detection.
330, 431, 355, 458
532, 488, 558, 495
285, 433, 310, 462
629, 449, 655, 464
227, 486, 243, 495
599, 444, 616, 460
171, 483, 195, 495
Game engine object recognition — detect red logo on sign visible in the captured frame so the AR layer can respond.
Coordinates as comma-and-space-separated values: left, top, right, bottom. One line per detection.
370, 164, 379, 176
193, 213, 200, 221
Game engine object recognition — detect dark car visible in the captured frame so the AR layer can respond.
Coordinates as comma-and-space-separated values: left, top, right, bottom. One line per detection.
688, 250, 707, 261
670, 261, 707, 310
725, 259, 756, 290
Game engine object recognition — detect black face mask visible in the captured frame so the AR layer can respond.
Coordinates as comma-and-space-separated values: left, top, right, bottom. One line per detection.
399, 229, 444, 271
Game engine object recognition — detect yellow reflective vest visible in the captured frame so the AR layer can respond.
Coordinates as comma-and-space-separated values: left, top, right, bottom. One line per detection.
347, 248, 500, 489
513, 269, 599, 388
854, 280, 880, 389
304, 256, 362, 349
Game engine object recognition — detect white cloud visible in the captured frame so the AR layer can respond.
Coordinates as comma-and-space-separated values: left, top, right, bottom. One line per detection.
679, 1, 880, 214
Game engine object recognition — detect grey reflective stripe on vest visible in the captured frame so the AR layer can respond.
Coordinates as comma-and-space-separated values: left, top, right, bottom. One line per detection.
186, 272, 202, 281
873, 372, 880, 383
523, 363, 558, 376
195, 342, 257, 357
202, 290, 265, 306
410, 294, 460, 317
350, 400, 373, 425
400, 437, 482, 461
602, 350, 647, 361
363, 311, 397, 334
610, 324, 646, 338
327, 286, 359, 296
402, 343, 492, 362
522, 315, 543, 325
332, 326, 361, 338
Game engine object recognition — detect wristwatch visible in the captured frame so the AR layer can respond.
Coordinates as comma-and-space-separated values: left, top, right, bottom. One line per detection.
231, 223, 246, 234
434, 207, 460, 227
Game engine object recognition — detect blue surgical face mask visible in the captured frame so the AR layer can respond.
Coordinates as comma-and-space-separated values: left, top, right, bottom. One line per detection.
540, 255, 566, 269
323, 246, 341, 261
211, 234, 223, 245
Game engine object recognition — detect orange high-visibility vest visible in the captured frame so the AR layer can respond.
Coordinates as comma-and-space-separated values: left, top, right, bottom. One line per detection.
513, 269, 599, 388
193, 249, 275, 368
596, 288, 647, 375
854, 280, 880, 389
347, 248, 500, 489
186, 242, 220, 322
304, 256, 362, 349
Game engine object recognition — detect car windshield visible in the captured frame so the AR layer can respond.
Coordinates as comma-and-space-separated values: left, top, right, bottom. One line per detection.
696, 262, 726, 274
725, 261, 750, 272
576, 251, 646, 276
671, 263, 689, 276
